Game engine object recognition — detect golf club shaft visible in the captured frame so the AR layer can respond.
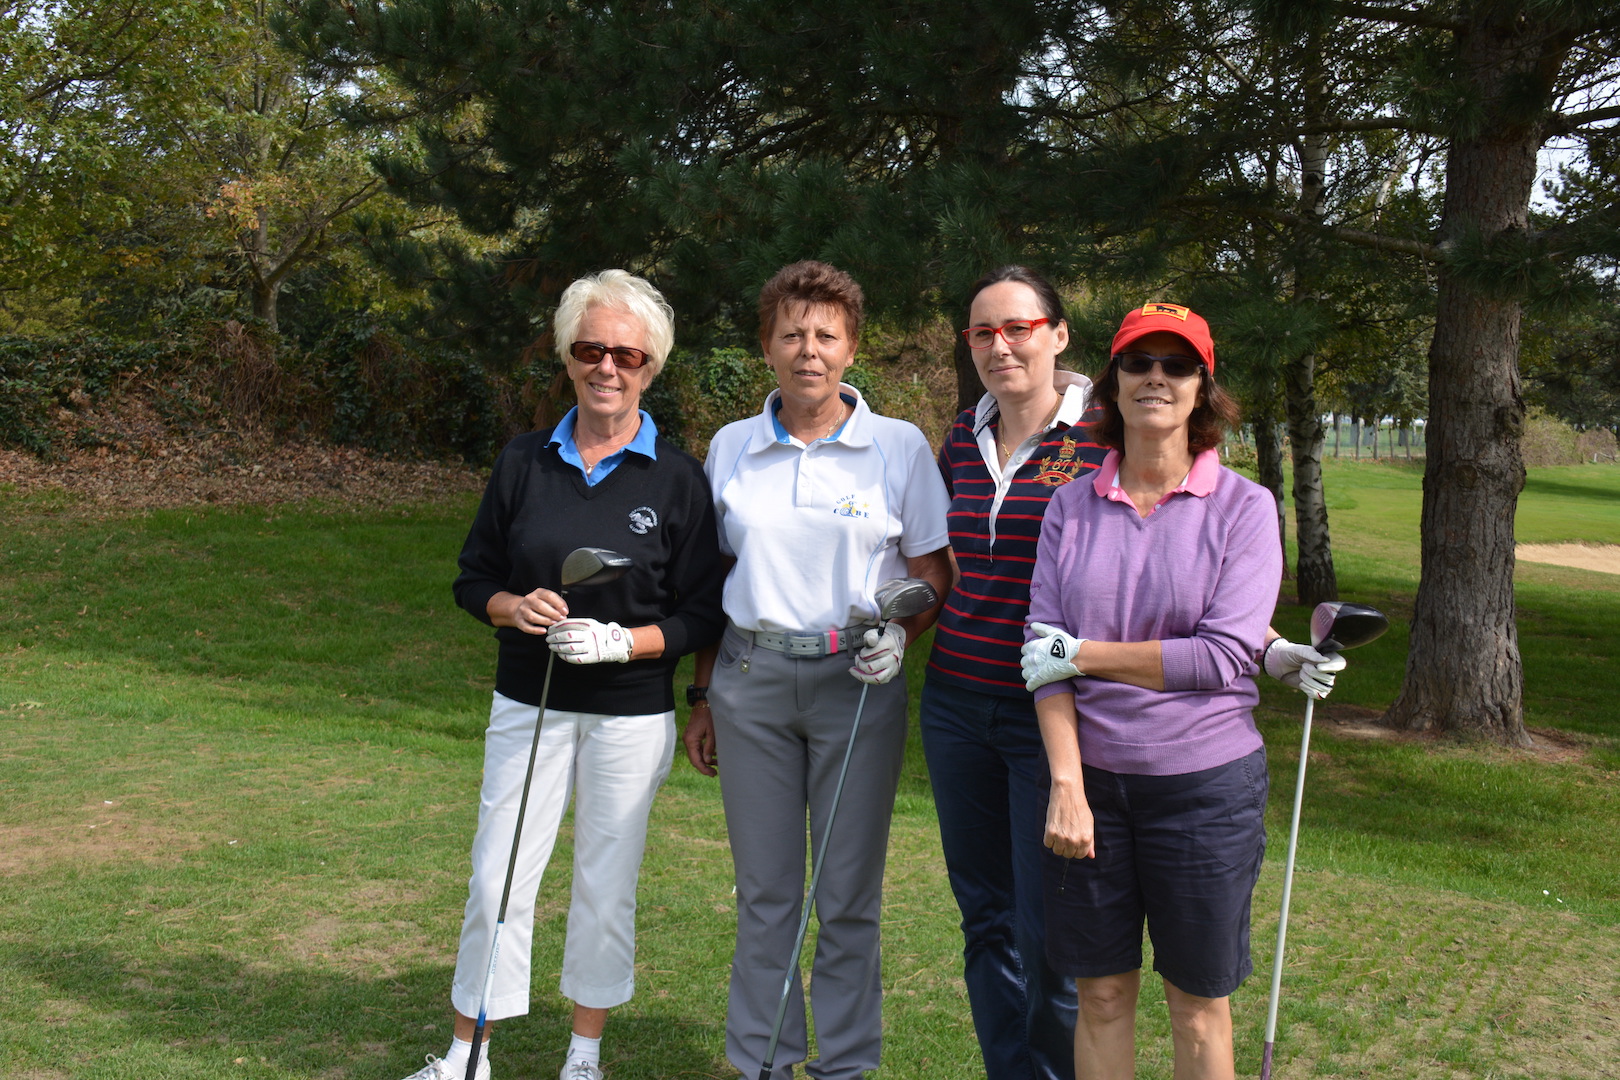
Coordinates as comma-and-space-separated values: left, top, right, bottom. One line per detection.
467, 649, 559, 1080
1261, 693, 1315, 1080
758, 677, 875, 1080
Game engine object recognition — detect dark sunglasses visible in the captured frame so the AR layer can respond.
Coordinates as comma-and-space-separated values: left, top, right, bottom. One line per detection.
1113, 351, 1204, 378
569, 341, 651, 369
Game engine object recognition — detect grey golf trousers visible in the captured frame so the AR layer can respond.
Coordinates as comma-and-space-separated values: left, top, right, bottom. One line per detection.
709, 625, 908, 1080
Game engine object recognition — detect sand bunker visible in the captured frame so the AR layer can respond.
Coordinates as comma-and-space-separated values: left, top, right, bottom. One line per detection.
1516, 543, 1620, 575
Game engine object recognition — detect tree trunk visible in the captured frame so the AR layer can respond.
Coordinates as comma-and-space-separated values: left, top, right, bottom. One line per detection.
1285, 351, 1337, 605
954, 331, 985, 414
1283, 93, 1338, 606
1384, 8, 1564, 745
251, 279, 279, 332
1254, 417, 1288, 576
1332, 411, 1341, 456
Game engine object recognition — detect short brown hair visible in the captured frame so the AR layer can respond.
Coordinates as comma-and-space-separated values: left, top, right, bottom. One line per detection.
757, 260, 865, 341
1088, 361, 1242, 455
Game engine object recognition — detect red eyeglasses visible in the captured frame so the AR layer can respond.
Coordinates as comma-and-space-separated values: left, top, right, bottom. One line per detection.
961, 318, 1052, 349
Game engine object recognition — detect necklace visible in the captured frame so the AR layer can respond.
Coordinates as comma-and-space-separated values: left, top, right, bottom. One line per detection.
821, 402, 848, 441
997, 395, 1063, 462
578, 424, 635, 473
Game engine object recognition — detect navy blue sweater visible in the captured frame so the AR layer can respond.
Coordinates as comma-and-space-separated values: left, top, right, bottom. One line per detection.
453, 430, 727, 714
927, 405, 1108, 696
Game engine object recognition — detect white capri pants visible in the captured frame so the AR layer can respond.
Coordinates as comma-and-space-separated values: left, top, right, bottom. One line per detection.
450, 691, 675, 1020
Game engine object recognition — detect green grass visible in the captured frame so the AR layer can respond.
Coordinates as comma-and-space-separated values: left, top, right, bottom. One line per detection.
2, 463, 1618, 1078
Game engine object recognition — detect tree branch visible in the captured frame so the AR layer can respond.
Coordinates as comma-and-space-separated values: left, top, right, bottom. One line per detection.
1298, 116, 1440, 136
1326, 2, 1467, 32
1172, 197, 1441, 260
1544, 103, 1620, 137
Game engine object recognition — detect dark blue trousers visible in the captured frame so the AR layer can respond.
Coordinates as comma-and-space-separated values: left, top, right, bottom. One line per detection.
920, 677, 1077, 1080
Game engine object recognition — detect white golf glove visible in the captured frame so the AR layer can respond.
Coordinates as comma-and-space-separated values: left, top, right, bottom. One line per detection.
851, 623, 908, 685
547, 618, 632, 664
1263, 637, 1346, 699
1021, 621, 1087, 691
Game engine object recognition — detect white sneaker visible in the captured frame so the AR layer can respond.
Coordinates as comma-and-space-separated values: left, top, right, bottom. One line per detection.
401, 1054, 491, 1080
559, 1058, 604, 1080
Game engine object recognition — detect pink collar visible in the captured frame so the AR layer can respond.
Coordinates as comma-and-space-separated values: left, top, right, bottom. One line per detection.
1093, 448, 1221, 511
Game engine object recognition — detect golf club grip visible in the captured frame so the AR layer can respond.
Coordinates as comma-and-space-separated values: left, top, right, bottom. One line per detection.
1260, 1041, 1274, 1080
758, 961, 797, 1078
466, 1015, 487, 1080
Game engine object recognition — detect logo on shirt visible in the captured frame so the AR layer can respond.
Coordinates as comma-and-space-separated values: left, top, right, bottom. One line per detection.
628, 506, 659, 535
833, 493, 871, 519
1032, 435, 1084, 487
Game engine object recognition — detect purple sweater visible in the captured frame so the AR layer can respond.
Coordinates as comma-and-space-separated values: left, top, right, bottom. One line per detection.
1028, 450, 1281, 776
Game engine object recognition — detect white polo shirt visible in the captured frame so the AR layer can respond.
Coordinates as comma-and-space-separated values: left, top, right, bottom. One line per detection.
705, 385, 951, 634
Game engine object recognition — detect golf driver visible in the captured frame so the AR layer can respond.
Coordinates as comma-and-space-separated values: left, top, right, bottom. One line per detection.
465, 546, 632, 1080
757, 577, 940, 1080
1260, 602, 1389, 1080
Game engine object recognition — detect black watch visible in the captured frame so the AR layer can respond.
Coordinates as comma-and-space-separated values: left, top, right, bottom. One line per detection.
686, 683, 709, 707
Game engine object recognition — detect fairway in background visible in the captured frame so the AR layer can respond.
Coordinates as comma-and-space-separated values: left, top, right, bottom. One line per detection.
3, 464, 1618, 1078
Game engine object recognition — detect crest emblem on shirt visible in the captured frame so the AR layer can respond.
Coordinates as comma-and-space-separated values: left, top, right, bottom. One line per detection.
1032, 435, 1084, 487
628, 506, 658, 534
833, 493, 871, 519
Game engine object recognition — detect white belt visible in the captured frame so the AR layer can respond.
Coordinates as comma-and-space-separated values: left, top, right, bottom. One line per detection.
741, 623, 876, 658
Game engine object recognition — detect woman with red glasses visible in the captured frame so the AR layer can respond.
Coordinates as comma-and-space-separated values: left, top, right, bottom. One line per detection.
919, 265, 1104, 1080
405, 270, 726, 1080
1020, 303, 1282, 1080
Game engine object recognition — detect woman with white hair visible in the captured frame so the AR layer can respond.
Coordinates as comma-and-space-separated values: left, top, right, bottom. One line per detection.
403, 269, 726, 1080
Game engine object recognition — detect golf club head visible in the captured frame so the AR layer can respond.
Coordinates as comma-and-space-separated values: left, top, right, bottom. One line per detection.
873, 577, 939, 623
1309, 601, 1390, 655
559, 546, 633, 589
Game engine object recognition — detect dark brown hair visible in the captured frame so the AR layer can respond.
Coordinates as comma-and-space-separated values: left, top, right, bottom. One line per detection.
1088, 359, 1242, 454
758, 260, 865, 341
963, 265, 1066, 327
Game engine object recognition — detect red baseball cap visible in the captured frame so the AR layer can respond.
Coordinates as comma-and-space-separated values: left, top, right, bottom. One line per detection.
1111, 302, 1215, 375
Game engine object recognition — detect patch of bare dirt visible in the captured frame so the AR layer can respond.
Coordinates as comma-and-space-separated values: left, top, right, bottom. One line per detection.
0, 429, 485, 513
0, 798, 209, 875
1517, 542, 1620, 576
1310, 703, 1594, 764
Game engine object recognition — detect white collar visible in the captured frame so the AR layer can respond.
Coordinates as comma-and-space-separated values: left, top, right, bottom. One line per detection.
971, 369, 1092, 437
747, 384, 874, 452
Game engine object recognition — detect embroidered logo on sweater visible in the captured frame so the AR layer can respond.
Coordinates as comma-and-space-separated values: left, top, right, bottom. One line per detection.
628, 506, 659, 534
1032, 436, 1085, 487
833, 493, 871, 519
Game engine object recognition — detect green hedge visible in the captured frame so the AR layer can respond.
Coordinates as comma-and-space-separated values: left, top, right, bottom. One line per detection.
0, 322, 502, 463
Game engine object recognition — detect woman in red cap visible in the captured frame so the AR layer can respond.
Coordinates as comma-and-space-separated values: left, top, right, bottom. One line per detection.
1019, 302, 1291, 1080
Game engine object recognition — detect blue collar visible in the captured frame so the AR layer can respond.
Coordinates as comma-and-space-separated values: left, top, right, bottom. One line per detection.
549, 407, 659, 485
770, 393, 857, 445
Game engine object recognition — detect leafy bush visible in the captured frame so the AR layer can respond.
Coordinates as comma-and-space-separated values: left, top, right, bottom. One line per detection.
0, 336, 174, 455
0, 320, 503, 463
310, 317, 500, 462
640, 346, 775, 457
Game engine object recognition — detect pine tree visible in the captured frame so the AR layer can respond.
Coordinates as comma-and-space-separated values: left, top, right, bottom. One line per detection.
290, 0, 1620, 743
1020, 0, 1620, 741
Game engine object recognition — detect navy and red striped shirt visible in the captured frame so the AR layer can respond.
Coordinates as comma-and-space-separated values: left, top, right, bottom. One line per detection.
927, 377, 1108, 696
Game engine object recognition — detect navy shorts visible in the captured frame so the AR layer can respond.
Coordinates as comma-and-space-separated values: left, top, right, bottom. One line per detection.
1041, 747, 1268, 999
